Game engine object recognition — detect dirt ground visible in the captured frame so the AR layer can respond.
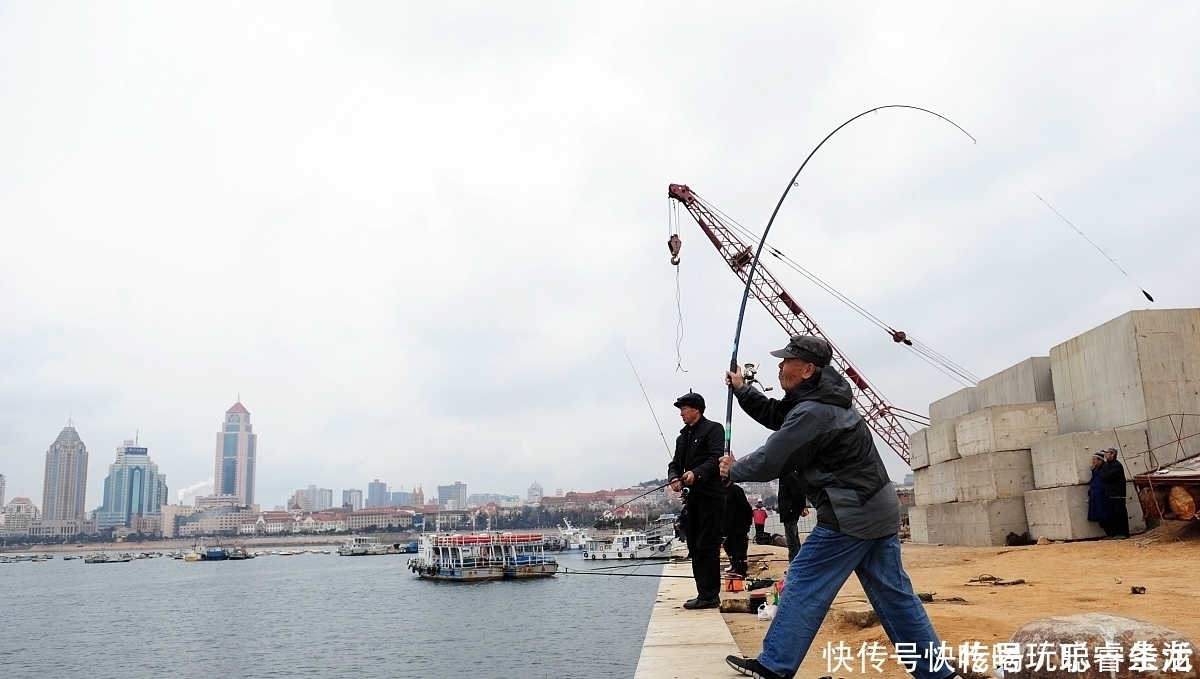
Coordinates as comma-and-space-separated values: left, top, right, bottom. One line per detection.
722, 523, 1200, 679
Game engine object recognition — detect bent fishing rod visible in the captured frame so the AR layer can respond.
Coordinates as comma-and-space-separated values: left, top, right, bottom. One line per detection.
719, 105, 976, 473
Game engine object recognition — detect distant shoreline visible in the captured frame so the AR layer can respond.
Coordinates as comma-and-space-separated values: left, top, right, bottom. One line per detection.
1, 533, 415, 553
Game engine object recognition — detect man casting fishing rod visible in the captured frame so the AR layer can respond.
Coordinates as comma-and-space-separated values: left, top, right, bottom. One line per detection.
720, 335, 955, 679
667, 391, 726, 610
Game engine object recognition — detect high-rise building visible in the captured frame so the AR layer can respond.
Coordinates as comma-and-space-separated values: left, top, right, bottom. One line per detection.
367, 479, 389, 508
3, 497, 39, 536
527, 481, 543, 504
437, 482, 467, 510
391, 491, 412, 507
305, 485, 332, 511
95, 439, 169, 530
214, 401, 257, 506
342, 489, 363, 510
289, 489, 312, 512
0, 473, 5, 508
42, 421, 89, 521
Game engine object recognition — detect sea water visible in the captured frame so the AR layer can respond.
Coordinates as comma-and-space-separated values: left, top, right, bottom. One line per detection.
0, 550, 662, 679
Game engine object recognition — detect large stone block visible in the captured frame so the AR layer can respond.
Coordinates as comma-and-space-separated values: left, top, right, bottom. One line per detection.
923, 503, 960, 545
928, 387, 980, 426
954, 498, 1028, 546
929, 461, 958, 504
1008, 613, 1197, 679
954, 403, 1058, 457
1051, 308, 1200, 463
1030, 429, 1150, 489
913, 467, 933, 506
979, 356, 1054, 408
908, 428, 929, 470
954, 449, 1035, 502
926, 418, 960, 465
1023, 482, 1145, 541
907, 505, 929, 543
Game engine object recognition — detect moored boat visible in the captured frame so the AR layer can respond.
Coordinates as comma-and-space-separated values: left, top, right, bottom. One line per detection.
407, 532, 557, 581
581, 530, 674, 561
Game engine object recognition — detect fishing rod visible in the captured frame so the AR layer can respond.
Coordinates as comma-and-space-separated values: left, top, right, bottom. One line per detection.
622, 347, 674, 458
720, 105, 976, 474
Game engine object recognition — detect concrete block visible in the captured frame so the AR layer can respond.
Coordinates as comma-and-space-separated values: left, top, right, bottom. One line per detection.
923, 503, 961, 545
1051, 308, 1200, 462
955, 403, 1058, 457
954, 498, 1029, 546
908, 505, 929, 543
1023, 483, 1145, 542
929, 387, 980, 426
909, 428, 929, 470
913, 467, 933, 506
927, 418, 961, 465
1030, 429, 1150, 489
979, 357, 1054, 408
954, 449, 1035, 502
929, 461, 958, 505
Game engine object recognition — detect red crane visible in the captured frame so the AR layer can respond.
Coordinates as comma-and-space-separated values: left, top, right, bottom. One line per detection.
668, 183, 916, 461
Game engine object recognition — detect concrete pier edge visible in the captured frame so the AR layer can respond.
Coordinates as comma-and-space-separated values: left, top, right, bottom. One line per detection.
634, 560, 742, 679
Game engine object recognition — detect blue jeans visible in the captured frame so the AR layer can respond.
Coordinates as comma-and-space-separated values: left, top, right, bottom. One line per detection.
758, 525, 952, 679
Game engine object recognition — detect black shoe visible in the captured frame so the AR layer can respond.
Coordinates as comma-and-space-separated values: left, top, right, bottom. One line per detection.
726, 655, 792, 679
683, 596, 720, 609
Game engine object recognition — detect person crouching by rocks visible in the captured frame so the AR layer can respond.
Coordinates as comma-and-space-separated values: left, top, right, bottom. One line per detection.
668, 391, 726, 610
752, 500, 768, 544
723, 482, 753, 577
1100, 447, 1130, 539
720, 334, 955, 679
1087, 451, 1110, 533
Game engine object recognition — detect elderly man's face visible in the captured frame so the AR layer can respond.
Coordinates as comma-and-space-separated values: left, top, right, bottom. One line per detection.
1105, 450, 1117, 462
1092, 456, 1104, 469
778, 358, 817, 393
679, 405, 702, 426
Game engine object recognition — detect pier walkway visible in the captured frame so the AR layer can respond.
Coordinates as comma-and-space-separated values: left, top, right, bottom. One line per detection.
634, 560, 740, 679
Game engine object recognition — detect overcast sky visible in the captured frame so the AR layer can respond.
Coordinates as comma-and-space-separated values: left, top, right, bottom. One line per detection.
1, 3, 1197, 509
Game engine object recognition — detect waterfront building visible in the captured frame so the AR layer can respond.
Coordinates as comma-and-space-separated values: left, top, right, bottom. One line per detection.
0, 473, 5, 507
213, 401, 257, 506
466, 493, 502, 508
194, 494, 240, 509
42, 422, 89, 521
3, 497, 39, 536
366, 479, 389, 507
342, 488, 363, 510
27, 518, 98, 537
94, 440, 169, 530
176, 503, 260, 537
527, 481, 543, 504
437, 481, 467, 509
345, 508, 413, 532
305, 485, 333, 511
159, 503, 200, 538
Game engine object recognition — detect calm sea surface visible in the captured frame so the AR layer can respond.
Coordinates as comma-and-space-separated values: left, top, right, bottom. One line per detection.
0, 550, 662, 679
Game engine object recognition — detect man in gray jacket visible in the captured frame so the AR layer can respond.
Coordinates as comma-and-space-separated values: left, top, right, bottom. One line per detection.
721, 335, 953, 679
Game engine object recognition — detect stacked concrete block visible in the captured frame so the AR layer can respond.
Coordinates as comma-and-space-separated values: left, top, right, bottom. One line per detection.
1024, 482, 1146, 541
913, 467, 933, 506
929, 462, 959, 504
978, 357, 1054, 408
909, 428, 929, 470
908, 505, 929, 543
954, 403, 1058, 457
1030, 429, 1150, 489
928, 387, 980, 426
921, 503, 961, 545
954, 449, 1036, 502
954, 498, 1029, 546
1051, 309, 1200, 463
926, 418, 961, 465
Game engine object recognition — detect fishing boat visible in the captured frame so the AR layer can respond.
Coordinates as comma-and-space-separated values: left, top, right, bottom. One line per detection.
557, 519, 590, 550
84, 552, 133, 563
581, 530, 674, 560
338, 536, 418, 556
407, 532, 557, 582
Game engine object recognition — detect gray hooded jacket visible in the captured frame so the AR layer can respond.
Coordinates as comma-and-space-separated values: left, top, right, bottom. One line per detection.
728, 365, 899, 540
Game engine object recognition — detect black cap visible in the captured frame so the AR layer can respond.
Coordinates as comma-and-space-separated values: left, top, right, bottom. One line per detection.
769, 335, 833, 367
673, 391, 705, 412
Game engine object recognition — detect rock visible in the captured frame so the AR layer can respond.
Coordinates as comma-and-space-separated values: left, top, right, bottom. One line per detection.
839, 603, 879, 628
1008, 613, 1196, 679
1036, 536, 1050, 545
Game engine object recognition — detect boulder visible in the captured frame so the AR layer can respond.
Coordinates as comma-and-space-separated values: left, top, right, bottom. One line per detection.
1007, 613, 1196, 679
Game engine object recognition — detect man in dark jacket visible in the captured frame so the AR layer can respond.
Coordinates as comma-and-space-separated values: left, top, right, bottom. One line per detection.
1099, 447, 1130, 539
720, 335, 954, 679
777, 472, 808, 562
723, 482, 753, 577
668, 391, 726, 609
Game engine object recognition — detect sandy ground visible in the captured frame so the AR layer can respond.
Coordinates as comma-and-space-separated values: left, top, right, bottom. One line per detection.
721, 523, 1200, 679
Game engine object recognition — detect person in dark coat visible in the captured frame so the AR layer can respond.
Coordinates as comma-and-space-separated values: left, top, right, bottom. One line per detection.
777, 472, 809, 562
721, 335, 953, 679
668, 391, 726, 609
1087, 451, 1110, 532
1099, 447, 1129, 539
723, 482, 753, 577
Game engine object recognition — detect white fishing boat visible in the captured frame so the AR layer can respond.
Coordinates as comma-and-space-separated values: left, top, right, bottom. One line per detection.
557, 520, 590, 550
407, 532, 557, 581
581, 530, 674, 560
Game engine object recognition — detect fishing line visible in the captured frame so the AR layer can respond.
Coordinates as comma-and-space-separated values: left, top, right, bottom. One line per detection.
974, 145, 1154, 302
721, 105, 978, 468
622, 348, 674, 458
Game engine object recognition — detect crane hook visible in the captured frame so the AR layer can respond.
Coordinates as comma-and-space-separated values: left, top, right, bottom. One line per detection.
668, 234, 682, 266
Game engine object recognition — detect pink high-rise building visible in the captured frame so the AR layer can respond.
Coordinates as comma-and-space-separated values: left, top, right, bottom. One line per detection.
214, 401, 257, 505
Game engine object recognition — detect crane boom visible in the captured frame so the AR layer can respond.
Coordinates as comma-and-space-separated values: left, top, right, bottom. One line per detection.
667, 183, 912, 461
